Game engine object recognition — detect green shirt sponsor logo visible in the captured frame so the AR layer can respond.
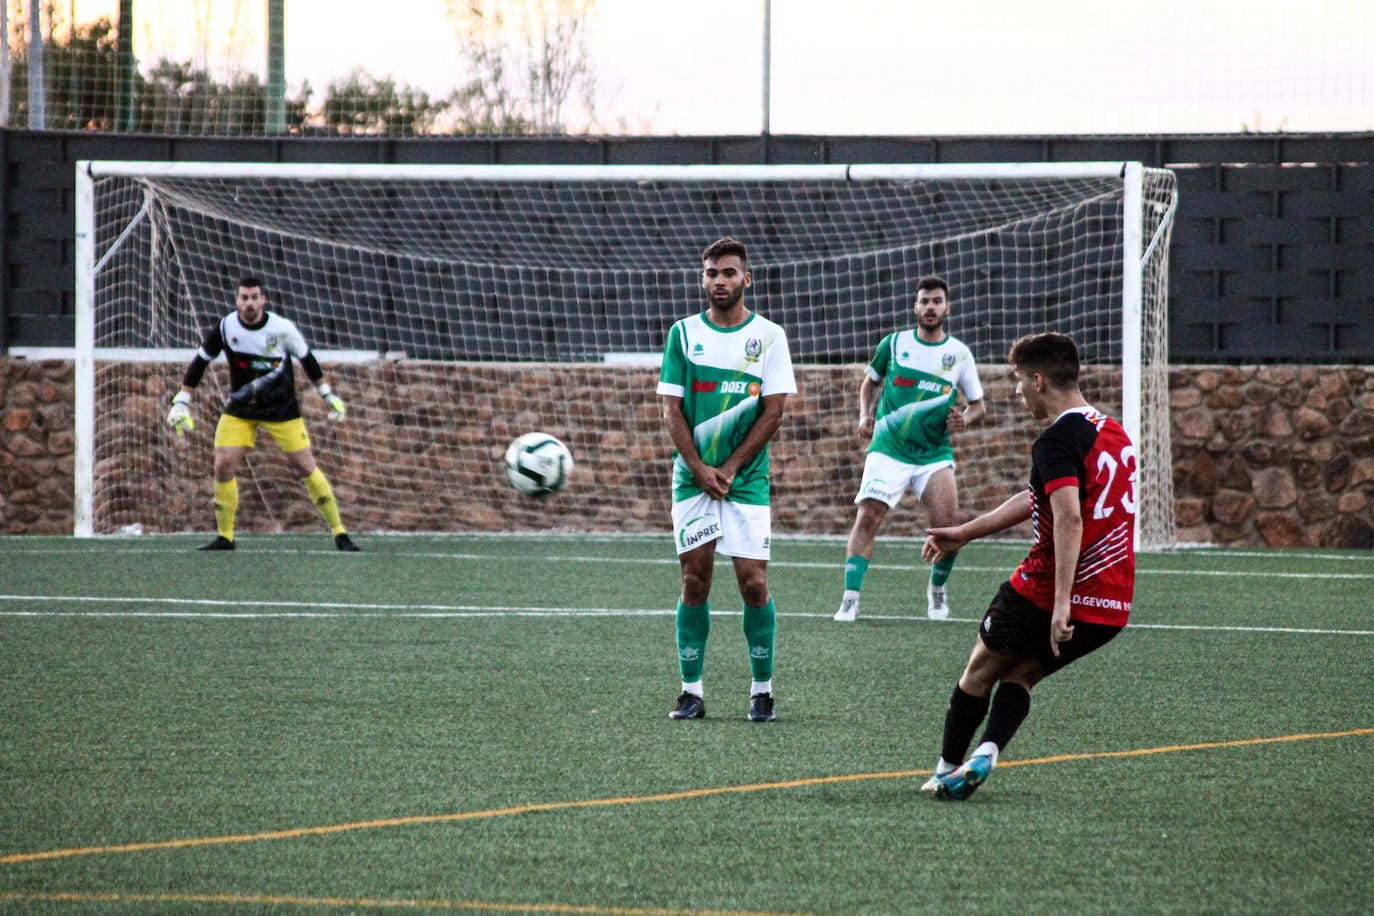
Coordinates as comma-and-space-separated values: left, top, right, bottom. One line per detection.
867, 331, 982, 466
657, 312, 796, 506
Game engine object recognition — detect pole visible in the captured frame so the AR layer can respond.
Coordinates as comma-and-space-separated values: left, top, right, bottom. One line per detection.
116, 0, 134, 131
761, 0, 771, 135
266, 0, 285, 134
67, 0, 75, 128
1121, 162, 1144, 551
1, 0, 10, 127
73, 162, 95, 537
27, 0, 44, 129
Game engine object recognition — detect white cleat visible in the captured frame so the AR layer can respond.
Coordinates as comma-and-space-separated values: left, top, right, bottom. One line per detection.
927, 585, 949, 620
919, 774, 942, 792
834, 596, 859, 622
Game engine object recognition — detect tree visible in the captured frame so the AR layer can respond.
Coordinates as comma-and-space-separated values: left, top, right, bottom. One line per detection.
445, 0, 601, 134
3, 5, 310, 136
321, 68, 446, 136
6, 14, 122, 130
135, 59, 309, 135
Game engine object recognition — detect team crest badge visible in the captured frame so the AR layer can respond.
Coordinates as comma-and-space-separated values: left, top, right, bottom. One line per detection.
744, 338, 762, 362
942, 353, 957, 370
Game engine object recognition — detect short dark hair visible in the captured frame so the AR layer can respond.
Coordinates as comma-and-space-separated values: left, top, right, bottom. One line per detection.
916, 275, 949, 297
237, 275, 264, 291
702, 237, 747, 265
1009, 332, 1080, 388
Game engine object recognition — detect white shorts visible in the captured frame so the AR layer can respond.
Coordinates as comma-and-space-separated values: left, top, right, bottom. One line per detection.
854, 451, 955, 507
671, 492, 772, 560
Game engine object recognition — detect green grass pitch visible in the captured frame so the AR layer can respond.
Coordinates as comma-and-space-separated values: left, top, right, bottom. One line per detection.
2, 534, 1371, 914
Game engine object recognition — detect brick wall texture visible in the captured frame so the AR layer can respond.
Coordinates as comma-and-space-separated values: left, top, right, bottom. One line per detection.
2, 358, 1371, 549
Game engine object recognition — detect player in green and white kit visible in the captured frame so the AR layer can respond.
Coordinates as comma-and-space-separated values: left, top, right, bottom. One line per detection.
835, 275, 984, 622
657, 237, 797, 723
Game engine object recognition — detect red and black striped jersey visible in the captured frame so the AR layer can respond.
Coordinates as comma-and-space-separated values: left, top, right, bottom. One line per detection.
1009, 406, 1137, 627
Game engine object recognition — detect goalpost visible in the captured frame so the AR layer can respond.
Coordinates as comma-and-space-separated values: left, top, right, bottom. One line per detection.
74, 160, 1178, 547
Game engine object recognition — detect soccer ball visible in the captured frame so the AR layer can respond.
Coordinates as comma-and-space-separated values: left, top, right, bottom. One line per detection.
504, 432, 573, 497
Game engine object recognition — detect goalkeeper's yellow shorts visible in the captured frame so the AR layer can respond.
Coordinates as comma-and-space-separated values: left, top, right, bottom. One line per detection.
214, 414, 311, 452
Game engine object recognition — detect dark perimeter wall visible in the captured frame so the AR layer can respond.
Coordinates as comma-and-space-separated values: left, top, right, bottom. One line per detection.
2, 129, 1373, 360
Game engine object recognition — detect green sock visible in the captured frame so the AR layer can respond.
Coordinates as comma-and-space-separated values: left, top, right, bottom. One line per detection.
931, 552, 957, 588
675, 600, 710, 682
742, 599, 776, 681
844, 555, 870, 592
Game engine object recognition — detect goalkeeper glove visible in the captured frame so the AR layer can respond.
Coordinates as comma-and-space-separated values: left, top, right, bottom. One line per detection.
167, 391, 195, 436
318, 383, 346, 423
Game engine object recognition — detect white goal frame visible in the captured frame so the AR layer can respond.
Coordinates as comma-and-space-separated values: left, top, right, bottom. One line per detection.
73, 159, 1177, 543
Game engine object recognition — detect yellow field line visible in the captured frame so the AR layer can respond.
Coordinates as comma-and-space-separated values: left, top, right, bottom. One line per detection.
992, 728, 1374, 767
3, 727, 1370, 868
0, 891, 805, 916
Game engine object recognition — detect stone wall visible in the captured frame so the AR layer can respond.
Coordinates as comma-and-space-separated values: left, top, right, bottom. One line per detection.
0, 359, 76, 533
1169, 365, 1374, 548
2, 358, 1371, 549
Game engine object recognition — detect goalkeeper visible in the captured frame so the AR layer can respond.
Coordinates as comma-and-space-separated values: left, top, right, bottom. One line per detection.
165, 275, 360, 552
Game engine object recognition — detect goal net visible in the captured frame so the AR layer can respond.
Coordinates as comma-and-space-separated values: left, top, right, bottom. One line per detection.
75, 162, 1178, 547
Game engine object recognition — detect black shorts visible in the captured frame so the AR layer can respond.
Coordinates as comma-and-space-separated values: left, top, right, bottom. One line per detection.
979, 580, 1123, 676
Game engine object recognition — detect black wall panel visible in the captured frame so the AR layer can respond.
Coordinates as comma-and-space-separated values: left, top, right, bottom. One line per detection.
2, 129, 1372, 360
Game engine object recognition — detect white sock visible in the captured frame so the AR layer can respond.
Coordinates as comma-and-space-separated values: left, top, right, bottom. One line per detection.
842, 589, 859, 601
682, 681, 703, 698
935, 757, 956, 776
973, 740, 999, 765
751, 679, 772, 696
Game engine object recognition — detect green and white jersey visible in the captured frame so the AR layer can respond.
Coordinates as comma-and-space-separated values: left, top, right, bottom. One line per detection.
657, 311, 797, 506
866, 330, 983, 465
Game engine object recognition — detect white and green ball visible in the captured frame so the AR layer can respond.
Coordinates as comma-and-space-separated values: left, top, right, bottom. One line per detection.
504, 432, 573, 497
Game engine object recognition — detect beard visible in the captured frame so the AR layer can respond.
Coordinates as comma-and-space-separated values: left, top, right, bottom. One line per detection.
707, 285, 744, 311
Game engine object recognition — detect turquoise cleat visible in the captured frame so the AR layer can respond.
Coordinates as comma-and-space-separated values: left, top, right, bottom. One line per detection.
933, 754, 993, 801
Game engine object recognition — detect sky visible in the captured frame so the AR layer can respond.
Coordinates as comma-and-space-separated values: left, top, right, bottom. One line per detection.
63, 0, 1374, 135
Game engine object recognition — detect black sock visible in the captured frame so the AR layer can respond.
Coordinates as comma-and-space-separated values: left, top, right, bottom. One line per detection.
941, 684, 991, 766
980, 682, 1032, 753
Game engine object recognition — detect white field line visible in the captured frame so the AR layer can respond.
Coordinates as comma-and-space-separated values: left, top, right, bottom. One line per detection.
1, 547, 1370, 579
1, 595, 1371, 636
2, 535, 1373, 563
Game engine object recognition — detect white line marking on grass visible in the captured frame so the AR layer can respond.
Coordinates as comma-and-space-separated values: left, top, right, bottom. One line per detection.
1124, 623, 1374, 635
1134, 568, 1373, 580
1, 598, 1371, 635
408, 553, 1374, 580
4, 540, 1372, 568
98, 550, 1354, 581
771, 561, 1374, 580
0, 595, 666, 617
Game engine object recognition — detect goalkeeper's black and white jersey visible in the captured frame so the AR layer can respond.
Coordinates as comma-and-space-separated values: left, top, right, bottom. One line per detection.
185, 310, 325, 422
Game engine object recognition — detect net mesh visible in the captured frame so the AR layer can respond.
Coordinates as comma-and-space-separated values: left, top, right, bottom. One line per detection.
86, 166, 1176, 545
